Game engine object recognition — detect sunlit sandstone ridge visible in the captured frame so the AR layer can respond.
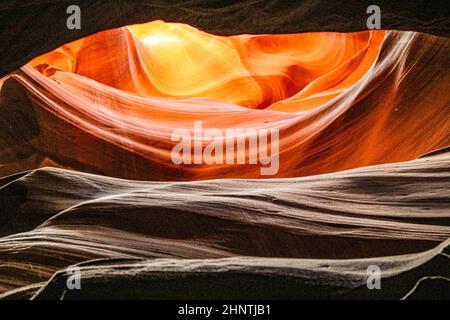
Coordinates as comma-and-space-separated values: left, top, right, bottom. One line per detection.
0, 21, 448, 180
30, 21, 384, 111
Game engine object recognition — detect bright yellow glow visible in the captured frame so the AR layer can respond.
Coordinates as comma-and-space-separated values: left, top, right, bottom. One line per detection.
30, 20, 385, 111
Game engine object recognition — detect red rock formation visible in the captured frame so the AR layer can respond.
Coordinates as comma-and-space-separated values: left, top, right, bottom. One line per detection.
0, 23, 447, 180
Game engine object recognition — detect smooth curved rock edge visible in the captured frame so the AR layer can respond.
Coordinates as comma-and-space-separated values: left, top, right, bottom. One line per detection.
0, 149, 449, 298
1, 0, 449, 77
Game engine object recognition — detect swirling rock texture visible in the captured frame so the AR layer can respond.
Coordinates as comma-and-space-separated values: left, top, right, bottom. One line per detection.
0, 1, 449, 299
